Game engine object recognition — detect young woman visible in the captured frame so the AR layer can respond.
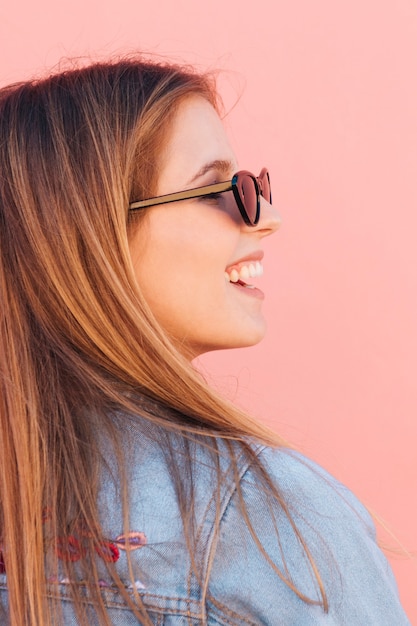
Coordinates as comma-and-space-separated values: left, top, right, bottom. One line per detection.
0, 57, 410, 625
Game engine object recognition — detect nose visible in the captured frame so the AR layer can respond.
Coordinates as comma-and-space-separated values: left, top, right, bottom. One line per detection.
251, 196, 281, 237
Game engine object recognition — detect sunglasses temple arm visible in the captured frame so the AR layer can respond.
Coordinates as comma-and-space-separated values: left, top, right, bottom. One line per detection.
129, 181, 233, 211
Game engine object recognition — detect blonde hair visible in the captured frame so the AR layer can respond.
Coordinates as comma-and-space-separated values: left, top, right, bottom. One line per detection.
0, 56, 326, 624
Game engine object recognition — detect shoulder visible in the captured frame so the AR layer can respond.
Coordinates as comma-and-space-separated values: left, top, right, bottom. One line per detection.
255, 446, 377, 536
207, 445, 410, 625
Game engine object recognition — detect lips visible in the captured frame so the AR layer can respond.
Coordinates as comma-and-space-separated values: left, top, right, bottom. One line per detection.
224, 252, 265, 299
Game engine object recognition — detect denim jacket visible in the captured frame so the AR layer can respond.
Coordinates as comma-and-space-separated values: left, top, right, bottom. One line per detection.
0, 422, 410, 625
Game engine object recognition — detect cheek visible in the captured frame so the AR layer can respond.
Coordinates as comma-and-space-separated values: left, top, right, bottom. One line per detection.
129, 216, 231, 328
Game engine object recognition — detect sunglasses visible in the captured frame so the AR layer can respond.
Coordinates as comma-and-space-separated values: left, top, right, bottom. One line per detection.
128, 168, 271, 226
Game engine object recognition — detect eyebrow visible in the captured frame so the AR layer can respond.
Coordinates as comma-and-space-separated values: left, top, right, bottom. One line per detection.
187, 159, 236, 185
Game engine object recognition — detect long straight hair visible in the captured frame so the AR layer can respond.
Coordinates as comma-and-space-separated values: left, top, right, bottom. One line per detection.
0, 56, 326, 624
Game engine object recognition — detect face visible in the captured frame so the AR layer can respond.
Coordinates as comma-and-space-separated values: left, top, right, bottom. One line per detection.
129, 96, 280, 359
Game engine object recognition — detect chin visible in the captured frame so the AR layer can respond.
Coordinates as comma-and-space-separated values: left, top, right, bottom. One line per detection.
234, 330, 266, 349
236, 319, 267, 348
194, 324, 267, 356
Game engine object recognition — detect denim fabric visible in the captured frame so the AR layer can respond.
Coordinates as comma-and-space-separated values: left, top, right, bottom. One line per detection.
0, 426, 411, 625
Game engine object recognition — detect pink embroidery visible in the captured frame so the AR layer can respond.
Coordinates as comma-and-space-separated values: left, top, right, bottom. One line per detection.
55, 536, 86, 562
53, 529, 147, 564
0, 516, 147, 576
114, 531, 147, 552
94, 540, 120, 562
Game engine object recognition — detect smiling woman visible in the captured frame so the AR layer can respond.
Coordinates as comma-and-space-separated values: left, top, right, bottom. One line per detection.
129, 96, 280, 357
0, 56, 410, 625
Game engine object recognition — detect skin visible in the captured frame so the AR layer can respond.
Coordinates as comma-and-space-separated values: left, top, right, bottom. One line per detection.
129, 96, 281, 359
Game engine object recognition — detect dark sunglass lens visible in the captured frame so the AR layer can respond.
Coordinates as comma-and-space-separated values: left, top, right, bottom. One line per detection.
259, 169, 271, 203
239, 174, 258, 223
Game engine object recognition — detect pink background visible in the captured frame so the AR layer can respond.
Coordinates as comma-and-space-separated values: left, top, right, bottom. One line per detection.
1, 0, 416, 620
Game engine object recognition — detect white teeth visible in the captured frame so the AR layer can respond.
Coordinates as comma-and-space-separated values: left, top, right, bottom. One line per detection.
225, 261, 263, 283
255, 261, 264, 276
229, 268, 240, 283
240, 265, 250, 280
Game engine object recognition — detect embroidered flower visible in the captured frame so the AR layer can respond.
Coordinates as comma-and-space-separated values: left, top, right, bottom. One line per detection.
55, 536, 86, 562
94, 540, 120, 562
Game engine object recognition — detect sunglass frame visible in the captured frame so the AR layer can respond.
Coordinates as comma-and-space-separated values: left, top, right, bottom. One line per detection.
128, 168, 270, 226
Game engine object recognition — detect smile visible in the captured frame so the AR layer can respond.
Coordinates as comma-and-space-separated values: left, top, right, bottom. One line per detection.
224, 261, 264, 286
